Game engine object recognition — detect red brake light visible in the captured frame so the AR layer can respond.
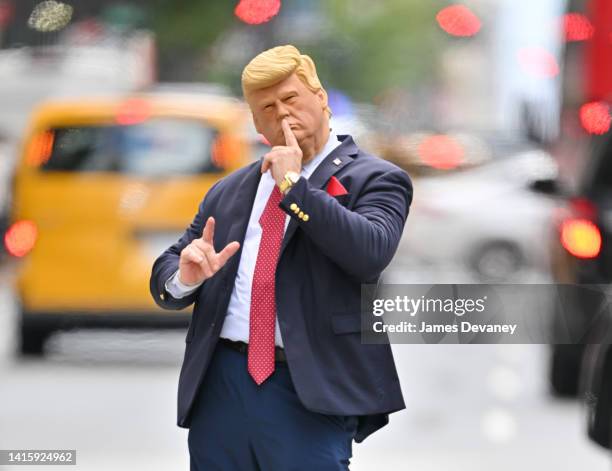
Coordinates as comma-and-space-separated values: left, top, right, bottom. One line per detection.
560, 218, 602, 259
4, 220, 38, 257
558, 198, 602, 259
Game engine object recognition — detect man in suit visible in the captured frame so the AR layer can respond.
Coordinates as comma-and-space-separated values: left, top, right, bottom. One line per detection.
150, 44, 413, 470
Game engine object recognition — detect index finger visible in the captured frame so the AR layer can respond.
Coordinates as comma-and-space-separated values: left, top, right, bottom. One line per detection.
282, 118, 299, 148
201, 216, 215, 244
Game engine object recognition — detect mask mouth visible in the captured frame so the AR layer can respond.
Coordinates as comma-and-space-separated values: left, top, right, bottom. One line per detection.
278, 125, 300, 136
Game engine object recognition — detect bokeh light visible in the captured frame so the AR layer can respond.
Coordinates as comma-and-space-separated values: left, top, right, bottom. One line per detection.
436, 4, 481, 37
562, 13, 594, 42
27, 1, 73, 33
560, 218, 602, 259
116, 99, 152, 126
4, 220, 38, 257
517, 47, 559, 78
234, 0, 281, 25
579, 101, 611, 135
417, 135, 465, 170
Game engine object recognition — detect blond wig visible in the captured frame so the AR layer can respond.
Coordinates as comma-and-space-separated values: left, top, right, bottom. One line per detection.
241, 44, 332, 117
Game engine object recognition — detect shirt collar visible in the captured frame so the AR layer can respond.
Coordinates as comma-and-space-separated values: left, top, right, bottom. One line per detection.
300, 130, 340, 179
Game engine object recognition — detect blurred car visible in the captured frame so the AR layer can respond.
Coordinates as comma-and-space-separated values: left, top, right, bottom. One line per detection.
4, 91, 252, 355
375, 131, 493, 176
548, 131, 612, 397
403, 133, 559, 281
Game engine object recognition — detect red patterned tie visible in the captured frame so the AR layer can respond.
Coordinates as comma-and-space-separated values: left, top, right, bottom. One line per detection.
248, 185, 285, 385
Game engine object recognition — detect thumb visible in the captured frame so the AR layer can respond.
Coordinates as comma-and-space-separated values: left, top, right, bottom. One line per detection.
217, 241, 241, 266
261, 157, 270, 174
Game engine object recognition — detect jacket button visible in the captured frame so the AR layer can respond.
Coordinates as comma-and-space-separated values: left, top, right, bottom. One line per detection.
290, 203, 298, 211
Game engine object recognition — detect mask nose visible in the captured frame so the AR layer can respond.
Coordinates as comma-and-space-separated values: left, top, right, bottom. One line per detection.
275, 99, 290, 119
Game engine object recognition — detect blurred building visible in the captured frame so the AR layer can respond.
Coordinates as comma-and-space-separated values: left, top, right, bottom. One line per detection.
439, 0, 565, 141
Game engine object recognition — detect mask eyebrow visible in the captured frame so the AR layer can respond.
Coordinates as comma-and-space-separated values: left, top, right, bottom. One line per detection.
280, 90, 298, 99
257, 89, 299, 109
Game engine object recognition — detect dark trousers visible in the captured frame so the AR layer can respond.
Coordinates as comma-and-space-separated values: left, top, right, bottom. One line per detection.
188, 340, 359, 470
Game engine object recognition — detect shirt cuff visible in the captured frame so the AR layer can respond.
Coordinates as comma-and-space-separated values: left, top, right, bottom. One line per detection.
164, 269, 203, 299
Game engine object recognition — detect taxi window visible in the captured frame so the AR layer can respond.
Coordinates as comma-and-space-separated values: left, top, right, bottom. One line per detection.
40, 118, 223, 176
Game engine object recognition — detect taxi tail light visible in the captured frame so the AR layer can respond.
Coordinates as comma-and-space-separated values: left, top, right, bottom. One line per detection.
4, 220, 38, 257
211, 134, 240, 169
26, 130, 54, 167
557, 198, 602, 259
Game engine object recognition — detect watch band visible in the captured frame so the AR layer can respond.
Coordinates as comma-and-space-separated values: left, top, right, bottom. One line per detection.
280, 171, 300, 194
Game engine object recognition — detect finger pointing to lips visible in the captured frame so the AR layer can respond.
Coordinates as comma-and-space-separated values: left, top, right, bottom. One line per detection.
282, 118, 299, 149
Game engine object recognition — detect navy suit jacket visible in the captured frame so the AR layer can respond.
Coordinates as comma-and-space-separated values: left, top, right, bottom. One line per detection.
150, 135, 413, 442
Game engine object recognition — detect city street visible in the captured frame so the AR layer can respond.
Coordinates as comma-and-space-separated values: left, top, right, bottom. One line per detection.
1, 1, 611, 470
0, 252, 609, 471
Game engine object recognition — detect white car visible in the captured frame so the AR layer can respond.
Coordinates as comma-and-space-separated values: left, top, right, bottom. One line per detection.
399, 145, 558, 282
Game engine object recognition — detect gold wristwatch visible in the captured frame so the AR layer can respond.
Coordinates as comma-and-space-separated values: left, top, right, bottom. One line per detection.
279, 171, 300, 194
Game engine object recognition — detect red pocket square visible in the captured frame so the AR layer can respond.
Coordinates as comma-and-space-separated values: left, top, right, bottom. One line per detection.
326, 176, 348, 196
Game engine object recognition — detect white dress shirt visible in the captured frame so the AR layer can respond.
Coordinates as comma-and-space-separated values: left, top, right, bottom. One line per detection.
165, 131, 341, 347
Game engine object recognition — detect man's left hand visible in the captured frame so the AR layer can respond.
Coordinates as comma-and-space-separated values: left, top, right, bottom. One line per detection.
261, 118, 302, 187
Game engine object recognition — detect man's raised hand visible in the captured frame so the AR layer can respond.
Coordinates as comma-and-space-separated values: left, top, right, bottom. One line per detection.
261, 118, 302, 186
178, 217, 240, 286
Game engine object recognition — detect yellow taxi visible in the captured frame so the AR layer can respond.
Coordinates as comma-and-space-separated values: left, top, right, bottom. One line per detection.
5, 90, 254, 355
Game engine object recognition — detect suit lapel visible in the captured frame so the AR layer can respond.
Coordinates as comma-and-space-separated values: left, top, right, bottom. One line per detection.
280, 134, 359, 256
222, 161, 262, 282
